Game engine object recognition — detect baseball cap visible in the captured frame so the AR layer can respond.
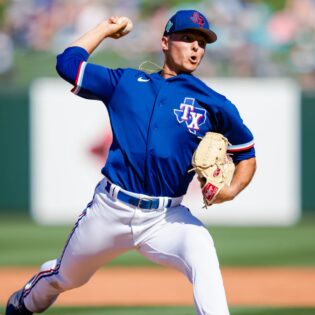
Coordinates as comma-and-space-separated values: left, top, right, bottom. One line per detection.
163, 10, 217, 44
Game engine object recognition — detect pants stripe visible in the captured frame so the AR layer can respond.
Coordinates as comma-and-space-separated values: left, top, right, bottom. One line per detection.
23, 208, 88, 298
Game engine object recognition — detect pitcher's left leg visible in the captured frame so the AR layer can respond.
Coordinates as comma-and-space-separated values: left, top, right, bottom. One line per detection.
138, 206, 230, 315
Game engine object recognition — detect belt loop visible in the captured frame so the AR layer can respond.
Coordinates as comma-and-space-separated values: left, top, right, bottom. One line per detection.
160, 197, 169, 209
111, 186, 120, 201
158, 197, 164, 209
108, 182, 114, 196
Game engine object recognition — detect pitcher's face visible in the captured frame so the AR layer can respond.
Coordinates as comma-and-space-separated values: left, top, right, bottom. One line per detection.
162, 31, 207, 75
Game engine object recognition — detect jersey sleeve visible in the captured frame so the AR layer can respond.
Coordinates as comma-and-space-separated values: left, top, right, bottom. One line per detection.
56, 46, 124, 103
216, 100, 255, 162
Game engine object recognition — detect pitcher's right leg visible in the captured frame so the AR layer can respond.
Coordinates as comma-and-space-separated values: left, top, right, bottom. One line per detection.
23, 207, 117, 313
7, 185, 135, 314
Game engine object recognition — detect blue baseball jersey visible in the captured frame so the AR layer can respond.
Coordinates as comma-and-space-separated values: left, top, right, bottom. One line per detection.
56, 47, 255, 197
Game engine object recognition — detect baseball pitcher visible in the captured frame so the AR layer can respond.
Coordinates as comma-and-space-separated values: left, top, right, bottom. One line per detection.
6, 10, 256, 315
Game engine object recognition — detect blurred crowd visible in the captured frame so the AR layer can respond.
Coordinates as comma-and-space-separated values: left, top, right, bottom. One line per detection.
1, 0, 315, 89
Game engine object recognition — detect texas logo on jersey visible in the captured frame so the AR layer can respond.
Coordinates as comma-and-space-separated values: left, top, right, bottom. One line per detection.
174, 98, 207, 135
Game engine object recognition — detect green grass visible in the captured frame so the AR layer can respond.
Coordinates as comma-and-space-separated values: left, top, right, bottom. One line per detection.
1, 306, 315, 315
211, 217, 315, 266
0, 215, 315, 266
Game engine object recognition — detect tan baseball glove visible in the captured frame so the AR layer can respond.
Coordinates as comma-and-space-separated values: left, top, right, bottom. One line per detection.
191, 132, 235, 207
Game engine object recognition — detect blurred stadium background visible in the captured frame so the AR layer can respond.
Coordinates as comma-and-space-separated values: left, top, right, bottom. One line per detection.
1, 0, 315, 314
1, 0, 315, 217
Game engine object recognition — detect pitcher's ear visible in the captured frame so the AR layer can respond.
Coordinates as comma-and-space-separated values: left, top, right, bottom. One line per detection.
161, 36, 169, 51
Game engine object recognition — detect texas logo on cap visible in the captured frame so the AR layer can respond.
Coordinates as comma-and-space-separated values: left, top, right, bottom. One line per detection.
163, 9, 217, 43
190, 12, 205, 27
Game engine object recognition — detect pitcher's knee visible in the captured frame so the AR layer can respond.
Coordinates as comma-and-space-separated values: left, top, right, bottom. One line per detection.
40, 259, 59, 272
48, 273, 86, 292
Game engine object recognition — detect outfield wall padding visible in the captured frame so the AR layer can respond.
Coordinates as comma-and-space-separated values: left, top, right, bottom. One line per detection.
0, 88, 29, 213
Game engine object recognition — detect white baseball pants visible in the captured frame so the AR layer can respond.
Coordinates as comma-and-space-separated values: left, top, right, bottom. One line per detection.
23, 178, 230, 315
